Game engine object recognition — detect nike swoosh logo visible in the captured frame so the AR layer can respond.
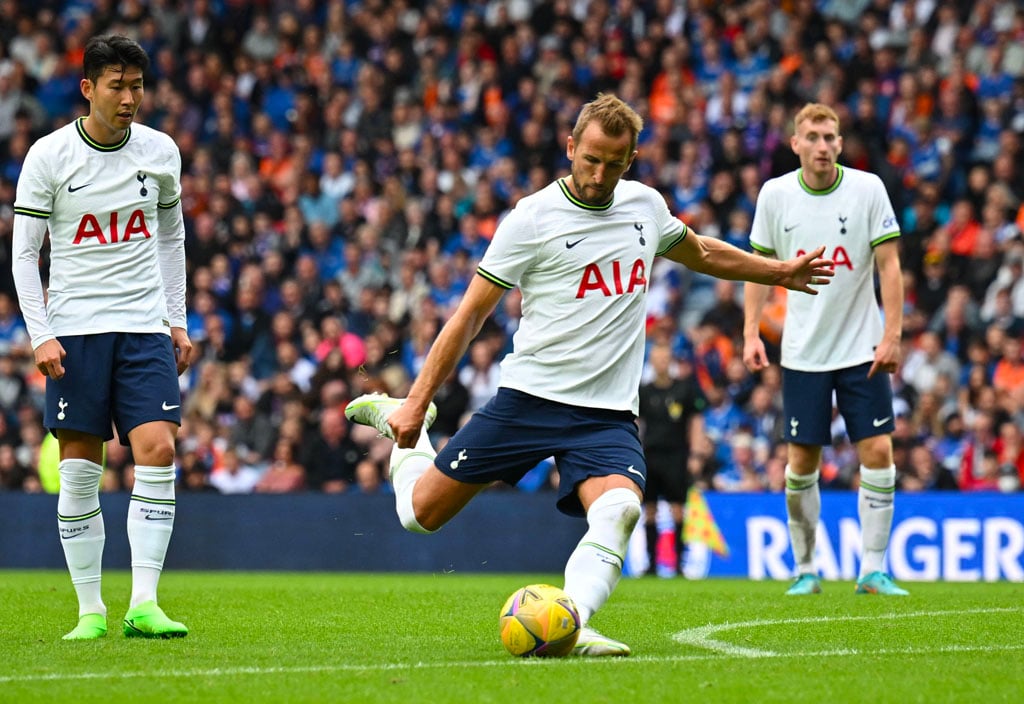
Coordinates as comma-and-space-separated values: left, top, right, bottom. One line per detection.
162, 402, 180, 411
872, 417, 891, 427
625, 465, 644, 478
67, 183, 92, 192
565, 237, 587, 249
783, 224, 798, 232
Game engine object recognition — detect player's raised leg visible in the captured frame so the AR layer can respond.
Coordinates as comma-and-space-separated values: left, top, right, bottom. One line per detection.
345, 393, 443, 532
565, 476, 641, 656
57, 447, 108, 640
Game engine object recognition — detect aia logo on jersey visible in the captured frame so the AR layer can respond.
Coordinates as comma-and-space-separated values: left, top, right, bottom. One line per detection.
796, 246, 853, 270
73, 210, 151, 244
576, 258, 648, 298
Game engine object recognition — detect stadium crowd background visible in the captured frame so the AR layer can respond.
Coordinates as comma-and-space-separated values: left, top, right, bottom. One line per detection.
0, 0, 1022, 500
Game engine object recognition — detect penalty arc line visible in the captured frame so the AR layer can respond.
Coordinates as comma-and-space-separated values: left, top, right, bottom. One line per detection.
671, 606, 1023, 658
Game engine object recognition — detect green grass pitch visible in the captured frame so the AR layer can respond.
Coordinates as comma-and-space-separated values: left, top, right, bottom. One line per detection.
1, 571, 1021, 703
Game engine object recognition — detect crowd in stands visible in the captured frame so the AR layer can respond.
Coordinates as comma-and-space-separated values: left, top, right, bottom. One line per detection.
0, 0, 1022, 499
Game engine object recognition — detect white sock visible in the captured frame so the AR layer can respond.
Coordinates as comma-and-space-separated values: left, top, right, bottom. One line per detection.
858, 465, 896, 577
390, 430, 436, 534
563, 488, 641, 626
785, 466, 820, 576
57, 459, 106, 617
127, 464, 176, 607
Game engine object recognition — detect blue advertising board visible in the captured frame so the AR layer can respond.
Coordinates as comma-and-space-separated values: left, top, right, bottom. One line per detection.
681, 492, 1024, 582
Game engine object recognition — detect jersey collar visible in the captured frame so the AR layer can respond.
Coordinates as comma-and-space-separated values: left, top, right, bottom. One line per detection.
557, 178, 614, 211
797, 164, 844, 195
75, 116, 131, 152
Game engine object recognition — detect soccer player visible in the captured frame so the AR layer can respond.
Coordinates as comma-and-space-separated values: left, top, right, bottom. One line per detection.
346, 93, 834, 656
12, 35, 193, 639
742, 103, 909, 596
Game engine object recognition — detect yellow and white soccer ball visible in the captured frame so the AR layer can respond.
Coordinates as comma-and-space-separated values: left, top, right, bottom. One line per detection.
499, 584, 581, 657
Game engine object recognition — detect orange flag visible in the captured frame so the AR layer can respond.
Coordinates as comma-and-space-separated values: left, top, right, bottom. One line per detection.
683, 487, 730, 557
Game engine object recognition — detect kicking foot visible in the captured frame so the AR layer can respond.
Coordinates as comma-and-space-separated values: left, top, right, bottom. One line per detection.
855, 571, 909, 596
123, 601, 189, 638
785, 574, 822, 595
571, 626, 631, 657
344, 392, 437, 441
63, 613, 107, 640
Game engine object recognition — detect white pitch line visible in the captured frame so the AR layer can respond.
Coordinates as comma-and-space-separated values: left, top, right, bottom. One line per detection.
1, 608, 1021, 684
2, 643, 1024, 684
671, 606, 1023, 657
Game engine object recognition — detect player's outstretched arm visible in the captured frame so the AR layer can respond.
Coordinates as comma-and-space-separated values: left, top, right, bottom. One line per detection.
389, 274, 506, 448
664, 232, 834, 294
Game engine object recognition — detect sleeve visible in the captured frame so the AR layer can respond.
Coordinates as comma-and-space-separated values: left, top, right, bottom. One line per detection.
156, 142, 187, 327
749, 182, 777, 255
653, 190, 688, 255
11, 143, 55, 348
475, 204, 537, 289
870, 175, 901, 248
11, 214, 54, 348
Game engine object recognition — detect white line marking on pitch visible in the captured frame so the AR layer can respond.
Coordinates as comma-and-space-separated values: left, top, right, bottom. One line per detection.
671, 606, 1022, 657
0, 608, 1021, 684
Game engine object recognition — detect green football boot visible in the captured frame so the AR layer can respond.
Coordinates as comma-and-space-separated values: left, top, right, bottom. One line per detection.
62, 613, 107, 640
123, 601, 189, 638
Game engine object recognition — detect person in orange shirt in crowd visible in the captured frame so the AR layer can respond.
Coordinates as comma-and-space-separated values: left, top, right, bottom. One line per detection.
992, 336, 1024, 395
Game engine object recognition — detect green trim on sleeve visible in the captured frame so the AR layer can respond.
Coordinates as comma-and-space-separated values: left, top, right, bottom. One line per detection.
750, 241, 776, 255
476, 267, 514, 289
157, 197, 181, 209
13, 207, 50, 219
870, 232, 901, 247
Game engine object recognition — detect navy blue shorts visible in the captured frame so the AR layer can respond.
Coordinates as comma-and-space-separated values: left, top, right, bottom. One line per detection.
434, 388, 646, 517
781, 362, 894, 445
45, 332, 182, 445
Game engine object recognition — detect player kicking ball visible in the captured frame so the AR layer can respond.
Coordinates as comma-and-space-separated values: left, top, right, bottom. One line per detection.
13, 35, 193, 639
346, 93, 835, 655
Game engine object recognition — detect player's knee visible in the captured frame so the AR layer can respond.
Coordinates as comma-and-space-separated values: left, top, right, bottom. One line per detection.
397, 500, 438, 534
589, 487, 642, 535
58, 459, 103, 495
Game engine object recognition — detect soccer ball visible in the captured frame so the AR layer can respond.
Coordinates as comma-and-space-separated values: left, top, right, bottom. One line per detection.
499, 584, 581, 657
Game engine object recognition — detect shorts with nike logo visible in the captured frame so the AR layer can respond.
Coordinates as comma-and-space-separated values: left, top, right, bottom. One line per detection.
434, 388, 646, 517
781, 361, 895, 445
45, 332, 182, 444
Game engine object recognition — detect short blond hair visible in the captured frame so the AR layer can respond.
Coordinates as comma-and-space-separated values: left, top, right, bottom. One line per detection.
572, 93, 644, 152
794, 103, 840, 132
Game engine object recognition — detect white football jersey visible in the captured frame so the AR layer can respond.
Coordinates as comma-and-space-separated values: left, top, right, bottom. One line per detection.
478, 178, 687, 414
749, 165, 900, 371
13, 117, 186, 344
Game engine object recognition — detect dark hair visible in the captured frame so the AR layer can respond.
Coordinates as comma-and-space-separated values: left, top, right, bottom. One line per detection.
82, 35, 150, 83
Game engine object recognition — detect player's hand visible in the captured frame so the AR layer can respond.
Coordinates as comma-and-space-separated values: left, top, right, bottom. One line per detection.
34, 339, 66, 379
867, 336, 901, 378
743, 336, 769, 373
781, 246, 834, 294
170, 327, 193, 375
387, 401, 427, 449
